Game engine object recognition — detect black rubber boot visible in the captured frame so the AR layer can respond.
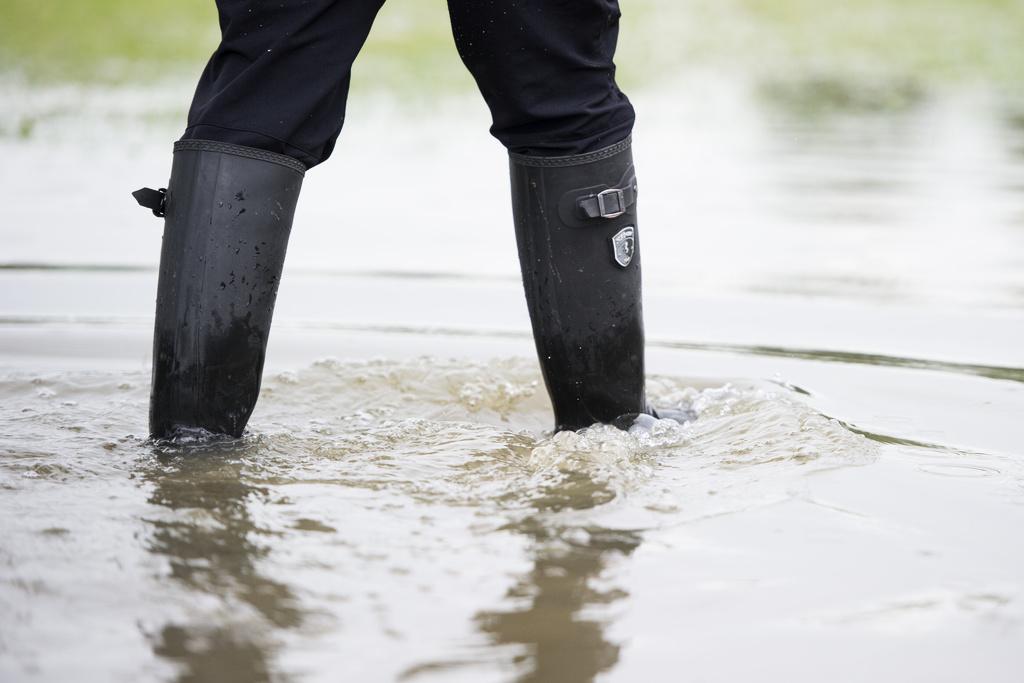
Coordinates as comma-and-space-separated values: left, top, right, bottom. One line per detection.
135, 140, 305, 438
509, 137, 652, 432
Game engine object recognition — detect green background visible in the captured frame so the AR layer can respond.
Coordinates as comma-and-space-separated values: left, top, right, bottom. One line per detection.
3, 0, 1022, 91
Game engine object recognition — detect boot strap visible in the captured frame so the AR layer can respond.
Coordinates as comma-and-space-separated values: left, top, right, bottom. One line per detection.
576, 180, 637, 219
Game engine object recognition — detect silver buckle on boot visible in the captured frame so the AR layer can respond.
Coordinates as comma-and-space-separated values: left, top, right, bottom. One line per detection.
596, 188, 626, 218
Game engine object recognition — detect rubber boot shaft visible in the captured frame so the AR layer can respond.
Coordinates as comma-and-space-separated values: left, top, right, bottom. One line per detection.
149, 141, 304, 438
510, 137, 647, 432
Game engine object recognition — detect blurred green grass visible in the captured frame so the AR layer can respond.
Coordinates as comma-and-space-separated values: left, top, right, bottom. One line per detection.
2, 0, 1022, 91
637, 0, 1024, 84
0, 0, 218, 81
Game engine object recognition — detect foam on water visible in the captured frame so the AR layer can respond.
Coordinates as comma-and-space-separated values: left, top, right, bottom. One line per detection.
0, 356, 888, 681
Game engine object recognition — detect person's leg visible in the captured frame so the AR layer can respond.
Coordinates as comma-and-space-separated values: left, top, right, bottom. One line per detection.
138, 0, 385, 438
184, 0, 387, 168
144, 144, 304, 438
448, 0, 634, 156
448, 0, 650, 432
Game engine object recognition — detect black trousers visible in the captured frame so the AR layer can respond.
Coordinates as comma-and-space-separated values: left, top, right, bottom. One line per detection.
182, 0, 635, 168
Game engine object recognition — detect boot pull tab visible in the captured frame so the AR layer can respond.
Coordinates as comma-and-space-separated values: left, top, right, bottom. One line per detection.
132, 187, 167, 217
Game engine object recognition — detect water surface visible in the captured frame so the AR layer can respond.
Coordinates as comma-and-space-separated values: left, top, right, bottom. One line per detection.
1, 78, 1023, 681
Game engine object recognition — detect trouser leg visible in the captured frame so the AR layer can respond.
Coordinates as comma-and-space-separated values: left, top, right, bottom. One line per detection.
447, 0, 635, 155
183, 0, 387, 168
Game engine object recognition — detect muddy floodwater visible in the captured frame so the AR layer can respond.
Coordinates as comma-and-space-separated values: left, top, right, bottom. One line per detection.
1, 79, 1024, 681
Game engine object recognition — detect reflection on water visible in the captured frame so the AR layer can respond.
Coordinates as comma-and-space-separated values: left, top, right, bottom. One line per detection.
999, 102, 1024, 230
474, 525, 640, 683
655, 340, 1024, 384
472, 435, 643, 683
1003, 105, 1024, 159
141, 446, 303, 683
4, 77, 1024, 311
759, 75, 928, 117
0, 354, 923, 681
152, 627, 274, 683
674, 75, 1024, 310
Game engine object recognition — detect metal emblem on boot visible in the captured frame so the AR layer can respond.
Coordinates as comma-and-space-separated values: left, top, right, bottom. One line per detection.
611, 226, 635, 268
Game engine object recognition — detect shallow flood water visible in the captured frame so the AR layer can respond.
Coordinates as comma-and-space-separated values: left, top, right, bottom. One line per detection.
1, 77, 1024, 681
